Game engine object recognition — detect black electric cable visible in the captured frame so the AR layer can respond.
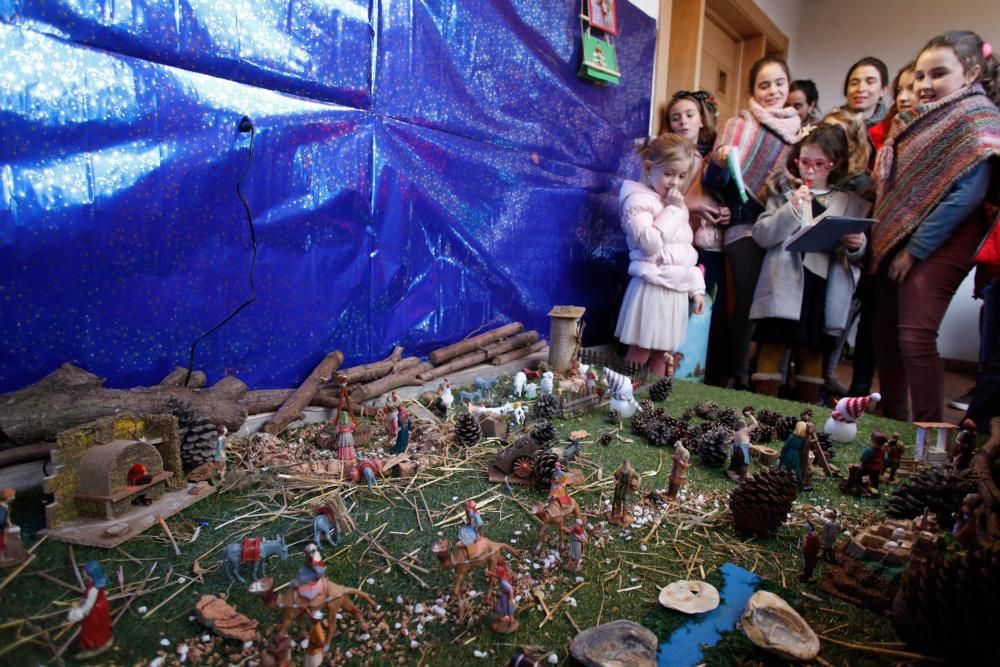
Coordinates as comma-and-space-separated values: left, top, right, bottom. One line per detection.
183, 116, 258, 386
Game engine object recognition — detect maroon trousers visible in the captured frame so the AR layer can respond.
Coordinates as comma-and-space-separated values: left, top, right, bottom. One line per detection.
873, 218, 986, 421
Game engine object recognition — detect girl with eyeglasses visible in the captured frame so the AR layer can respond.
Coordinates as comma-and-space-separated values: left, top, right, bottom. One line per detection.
748, 124, 870, 402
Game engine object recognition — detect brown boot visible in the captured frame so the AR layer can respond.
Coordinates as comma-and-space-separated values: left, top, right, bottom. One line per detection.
751, 373, 781, 397
795, 376, 824, 406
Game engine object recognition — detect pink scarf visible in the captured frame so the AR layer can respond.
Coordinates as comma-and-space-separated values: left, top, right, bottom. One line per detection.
714, 100, 801, 204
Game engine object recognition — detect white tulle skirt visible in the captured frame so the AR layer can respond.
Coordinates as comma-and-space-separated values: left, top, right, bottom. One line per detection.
615, 277, 689, 351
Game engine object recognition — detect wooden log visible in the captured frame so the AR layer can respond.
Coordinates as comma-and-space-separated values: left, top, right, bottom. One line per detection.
428, 322, 523, 365
0, 441, 55, 466
349, 365, 428, 404
491, 340, 547, 365
0, 363, 250, 445
481, 331, 539, 358
263, 351, 344, 435
239, 389, 294, 414
159, 367, 206, 388
338, 346, 404, 385
417, 350, 490, 382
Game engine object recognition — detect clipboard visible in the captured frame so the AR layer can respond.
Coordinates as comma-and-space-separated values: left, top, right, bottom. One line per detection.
785, 215, 875, 253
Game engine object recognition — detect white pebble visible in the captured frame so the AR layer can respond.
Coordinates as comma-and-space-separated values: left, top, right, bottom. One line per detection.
511, 538, 517, 544
149, 658, 165, 667
138, 606, 148, 614
395, 622, 402, 629
160, 638, 171, 646
335, 613, 343, 620
396, 595, 404, 604
414, 603, 425, 614
201, 635, 211, 643
575, 576, 585, 583
640, 544, 648, 552
514, 530, 523, 535
300, 639, 310, 649
548, 654, 559, 664
452, 496, 459, 501
375, 643, 383, 652
243, 641, 253, 650
345, 650, 353, 658
367, 577, 376, 585
473, 649, 488, 658
411, 640, 420, 649
359, 633, 371, 641
177, 576, 186, 584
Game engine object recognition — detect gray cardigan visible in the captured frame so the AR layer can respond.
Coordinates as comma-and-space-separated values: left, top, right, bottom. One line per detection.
749, 189, 871, 335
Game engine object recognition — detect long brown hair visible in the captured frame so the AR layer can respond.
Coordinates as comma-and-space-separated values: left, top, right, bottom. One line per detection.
664, 91, 718, 148
820, 109, 869, 177
921, 30, 1000, 107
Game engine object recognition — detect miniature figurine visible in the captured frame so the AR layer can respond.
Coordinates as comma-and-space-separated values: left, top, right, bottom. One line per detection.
312, 505, 340, 548
549, 460, 571, 507
604, 368, 641, 418
821, 510, 841, 563
222, 529, 290, 583
824, 392, 881, 443
262, 633, 292, 667
475, 375, 500, 399
666, 442, 690, 500
952, 419, 977, 471
213, 425, 228, 484
886, 432, 905, 481
799, 522, 821, 582
303, 610, 329, 667
585, 368, 598, 395
351, 455, 382, 488
385, 392, 402, 437
727, 409, 758, 482
953, 492, 981, 548
457, 500, 485, 557
860, 432, 889, 490
563, 519, 588, 572
335, 409, 356, 461
459, 389, 484, 404
540, 371, 555, 396
0, 488, 26, 567
251, 568, 375, 639
485, 563, 518, 633
290, 544, 328, 600
394, 407, 412, 454
512, 403, 527, 426
434, 379, 455, 418
779, 422, 808, 485
607, 459, 641, 526
510, 371, 527, 398
432, 536, 519, 621
801, 422, 819, 491
67, 560, 113, 659
524, 383, 538, 399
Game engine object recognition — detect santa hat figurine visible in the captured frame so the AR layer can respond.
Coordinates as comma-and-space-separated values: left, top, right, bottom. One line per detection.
824, 392, 881, 443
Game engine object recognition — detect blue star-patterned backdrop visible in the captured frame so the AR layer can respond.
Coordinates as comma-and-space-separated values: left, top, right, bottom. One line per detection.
0, 1, 655, 392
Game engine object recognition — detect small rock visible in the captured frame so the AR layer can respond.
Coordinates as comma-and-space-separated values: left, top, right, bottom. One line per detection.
367, 577, 376, 585
138, 606, 148, 614
410, 640, 420, 649
160, 638, 171, 647
570, 619, 657, 667
548, 654, 559, 664
201, 635, 211, 643
396, 595, 404, 605
473, 649, 488, 658
150, 658, 165, 667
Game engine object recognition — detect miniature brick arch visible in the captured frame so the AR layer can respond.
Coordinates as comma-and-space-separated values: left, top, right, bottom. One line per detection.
76, 439, 163, 498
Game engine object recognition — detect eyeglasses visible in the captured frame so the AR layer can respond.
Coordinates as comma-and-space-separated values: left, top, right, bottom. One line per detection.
797, 157, 834, 172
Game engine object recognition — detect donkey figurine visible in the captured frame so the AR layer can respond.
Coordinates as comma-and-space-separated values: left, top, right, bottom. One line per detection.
313, 507, 340, 548
222, 529, 289, 583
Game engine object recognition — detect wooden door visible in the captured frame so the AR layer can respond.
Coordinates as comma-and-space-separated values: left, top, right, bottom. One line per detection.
699, 16, 740, 127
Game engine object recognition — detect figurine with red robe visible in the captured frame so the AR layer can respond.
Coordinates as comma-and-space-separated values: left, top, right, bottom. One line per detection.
485, 563, 518, 633
68, 560, 113, 658
799, 522, 821, 582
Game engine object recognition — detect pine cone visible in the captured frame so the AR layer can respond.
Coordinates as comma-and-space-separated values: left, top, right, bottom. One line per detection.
638, 399, 655, 415
681, 406, 696, 422
886, 467, 978, 529
775, 415, 798, 441
167, 399, 219, 471
646, 420, 674, 447
597, 432, 615, 447
454, 413, 482, 448
729, 467, 799, 536
694, 401, 719, 420
631, 411, 651, 437
607, 409, 621, 424
756, 409, 783, 427
652, 406, 667, 422
649, 377, 673, 402
533, 393, 560, 420
531, 420, 557, 447
717, 408, 741, 430
698, 426, 733, 468
751, 423, 777, 444
533, 450, 561, 490
892, 545, 1000, 661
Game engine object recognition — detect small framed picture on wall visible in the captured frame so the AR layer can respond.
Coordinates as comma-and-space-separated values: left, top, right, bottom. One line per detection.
588, 0, 618, 35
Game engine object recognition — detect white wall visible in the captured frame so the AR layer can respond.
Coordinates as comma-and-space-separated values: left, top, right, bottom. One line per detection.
629, 0, 659, 18
753, 0, 804, 68
788, 0, 995, 361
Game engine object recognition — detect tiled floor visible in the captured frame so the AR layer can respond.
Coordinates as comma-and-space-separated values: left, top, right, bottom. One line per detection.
828, 361, 976, 425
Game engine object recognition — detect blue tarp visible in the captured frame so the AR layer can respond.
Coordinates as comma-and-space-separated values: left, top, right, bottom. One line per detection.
0, 1, 655, 391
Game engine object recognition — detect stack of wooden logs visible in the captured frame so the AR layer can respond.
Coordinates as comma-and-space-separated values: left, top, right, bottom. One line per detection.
250, 322, 544, 433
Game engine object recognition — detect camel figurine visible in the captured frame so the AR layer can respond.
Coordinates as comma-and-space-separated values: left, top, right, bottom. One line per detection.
531, 496, 582, 551
249, 576, 375, 637
431, 537, 519, 619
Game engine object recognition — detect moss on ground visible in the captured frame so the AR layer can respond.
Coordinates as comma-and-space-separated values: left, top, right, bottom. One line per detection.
0, 380, 912, 665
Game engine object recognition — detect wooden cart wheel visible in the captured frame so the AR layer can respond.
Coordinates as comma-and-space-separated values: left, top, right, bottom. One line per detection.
512, 456, 534, 479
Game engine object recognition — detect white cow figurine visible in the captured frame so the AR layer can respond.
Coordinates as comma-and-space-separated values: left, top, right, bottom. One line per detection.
539, 371, 555, 396
512, 371, 527, 398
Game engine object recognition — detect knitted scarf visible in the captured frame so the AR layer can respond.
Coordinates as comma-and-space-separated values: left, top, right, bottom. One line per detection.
714, 100, 801, 204
871, 84, 1000, 271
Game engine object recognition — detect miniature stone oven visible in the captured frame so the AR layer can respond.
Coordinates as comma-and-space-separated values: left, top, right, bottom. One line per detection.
74, 440, 173, 520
